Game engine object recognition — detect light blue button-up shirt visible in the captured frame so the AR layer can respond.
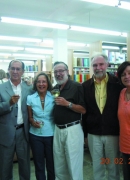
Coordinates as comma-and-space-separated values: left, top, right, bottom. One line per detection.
27, 91, 55, 136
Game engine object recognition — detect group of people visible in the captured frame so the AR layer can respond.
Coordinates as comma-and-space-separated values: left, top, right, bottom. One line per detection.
0, 54, 129, 180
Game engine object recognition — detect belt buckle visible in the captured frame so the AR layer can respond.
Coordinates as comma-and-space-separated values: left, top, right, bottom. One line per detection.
65, 124, 67, 128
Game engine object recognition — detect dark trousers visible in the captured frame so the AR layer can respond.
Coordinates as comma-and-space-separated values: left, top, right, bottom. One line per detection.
0, 127, 30, 180
122, 153, 130, 180
29, 133, 55, 180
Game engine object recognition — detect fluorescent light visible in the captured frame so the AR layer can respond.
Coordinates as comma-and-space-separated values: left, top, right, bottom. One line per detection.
81, 0, 118, 6
122, 47, 127, 50
81, 0, 130, 10
118, 1, 130, 10
102, 41, 127, 45
0, 36, 41, 42
102, 46, 119, 50
70, 26, 127, 36
12, 53, 46, 58
0, 59, 11, 62
0, 52, 11, 56
1, 17, 69, 30
67, 42, 86, 47
0, 46, 24, 50
42, 39, 54, 44
25, 48, 53, 54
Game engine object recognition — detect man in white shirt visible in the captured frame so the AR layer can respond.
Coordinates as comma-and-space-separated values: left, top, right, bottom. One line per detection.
0, 60, 33, 180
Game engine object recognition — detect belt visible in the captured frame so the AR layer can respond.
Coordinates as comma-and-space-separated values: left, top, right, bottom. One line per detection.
15, 124, 24, 130
56, 120, 80, 129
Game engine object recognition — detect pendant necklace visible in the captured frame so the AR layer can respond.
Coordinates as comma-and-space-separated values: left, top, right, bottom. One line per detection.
41, 99, 45, 104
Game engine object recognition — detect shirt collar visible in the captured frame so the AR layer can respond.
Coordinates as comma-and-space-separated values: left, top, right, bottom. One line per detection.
9, 79, 22, 87
34, 91, 52, 98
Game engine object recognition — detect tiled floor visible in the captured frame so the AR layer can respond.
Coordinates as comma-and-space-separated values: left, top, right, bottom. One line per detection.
13, 149, 123, 180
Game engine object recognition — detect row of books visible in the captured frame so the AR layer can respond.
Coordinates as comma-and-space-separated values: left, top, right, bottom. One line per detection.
25, 65, 38, 72
103, 50, 126, 63
73, 57, 89, 67
74, 74, 90, 83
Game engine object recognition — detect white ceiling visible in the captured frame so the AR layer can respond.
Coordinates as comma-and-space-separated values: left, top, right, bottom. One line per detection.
0, 0, 130, 58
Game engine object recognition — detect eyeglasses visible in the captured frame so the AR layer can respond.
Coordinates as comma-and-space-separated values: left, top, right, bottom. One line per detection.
10, 67, 22, 71
54, 69, 66, 75
37, 81, 47, 84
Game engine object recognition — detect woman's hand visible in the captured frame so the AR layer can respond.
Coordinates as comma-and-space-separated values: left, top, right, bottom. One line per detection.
31, 119, 41, 128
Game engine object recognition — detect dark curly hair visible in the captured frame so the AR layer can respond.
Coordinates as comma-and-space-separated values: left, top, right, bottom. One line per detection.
33, 72, 52, 92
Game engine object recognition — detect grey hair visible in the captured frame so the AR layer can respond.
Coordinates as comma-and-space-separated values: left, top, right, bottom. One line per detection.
91, 53, 108, 66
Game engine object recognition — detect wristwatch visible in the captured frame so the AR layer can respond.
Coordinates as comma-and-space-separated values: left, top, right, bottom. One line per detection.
68, 102, 73, 109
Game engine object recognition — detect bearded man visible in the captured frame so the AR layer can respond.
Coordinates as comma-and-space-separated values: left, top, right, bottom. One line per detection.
82, 54, 122, 180
53, 61, 86, 180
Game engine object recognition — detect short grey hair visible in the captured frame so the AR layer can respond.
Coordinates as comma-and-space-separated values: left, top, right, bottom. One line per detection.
91, 53, 108, 65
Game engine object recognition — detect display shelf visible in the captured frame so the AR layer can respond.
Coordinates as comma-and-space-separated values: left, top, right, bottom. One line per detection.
24, 71, 38, 73
72, 55, 90, 83
73, 66, 90, 83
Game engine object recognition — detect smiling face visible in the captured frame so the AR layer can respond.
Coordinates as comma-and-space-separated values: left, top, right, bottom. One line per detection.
121, 66, 130, 88
92, 56, 108, 80
9, 61, 24, 84
54, 63, 69, 85
36, 75, 48, 94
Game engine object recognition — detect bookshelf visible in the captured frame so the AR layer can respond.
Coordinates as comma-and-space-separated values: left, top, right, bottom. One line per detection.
103, 49, 127, 76
73, 54, 90, 83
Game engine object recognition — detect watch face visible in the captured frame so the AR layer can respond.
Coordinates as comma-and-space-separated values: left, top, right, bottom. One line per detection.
69, 102, 73, 108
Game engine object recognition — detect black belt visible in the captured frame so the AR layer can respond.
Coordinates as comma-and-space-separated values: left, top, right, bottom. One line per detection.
15, 124, 24, 130
56, 120, 80, 129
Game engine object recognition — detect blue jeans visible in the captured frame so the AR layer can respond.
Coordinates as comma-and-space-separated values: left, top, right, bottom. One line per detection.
29, 133, 55, 180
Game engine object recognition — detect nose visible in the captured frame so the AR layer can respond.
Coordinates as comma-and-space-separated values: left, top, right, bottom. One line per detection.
14, 69, 17, 73
125, 73, 130, 78
96, 64, 101, 69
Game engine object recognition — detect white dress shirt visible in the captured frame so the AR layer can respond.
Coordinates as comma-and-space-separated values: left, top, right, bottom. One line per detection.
10, 80, 23, 124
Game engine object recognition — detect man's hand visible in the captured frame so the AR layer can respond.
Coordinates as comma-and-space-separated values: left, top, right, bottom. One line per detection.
55, 97, 69, 107
10, 95, 20, 106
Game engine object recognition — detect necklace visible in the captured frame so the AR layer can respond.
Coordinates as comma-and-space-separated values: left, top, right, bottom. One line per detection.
126, 90, 130, 101
41, 99, 44, 104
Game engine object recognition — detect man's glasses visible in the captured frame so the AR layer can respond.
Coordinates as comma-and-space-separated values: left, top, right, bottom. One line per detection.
10, 67, 22, 72
54, 69, 66, 75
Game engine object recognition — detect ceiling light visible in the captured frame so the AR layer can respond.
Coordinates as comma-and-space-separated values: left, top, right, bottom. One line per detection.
122, 47, 127, 50
81, 0, 130, 10
1, 17, 69, 30
12, 53, 46, 58
0, 52, 11, 56
0, 36, 41, 42
25, 48, 53, 54
118, 1, 130, 10
102, 46, 119, 50
81, 0, 118, 6
0, 46, 24, 50
42, 39, 54, 44
67, 42, 86, 47
0, 59, 11, 62
70, 26, 127, 36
